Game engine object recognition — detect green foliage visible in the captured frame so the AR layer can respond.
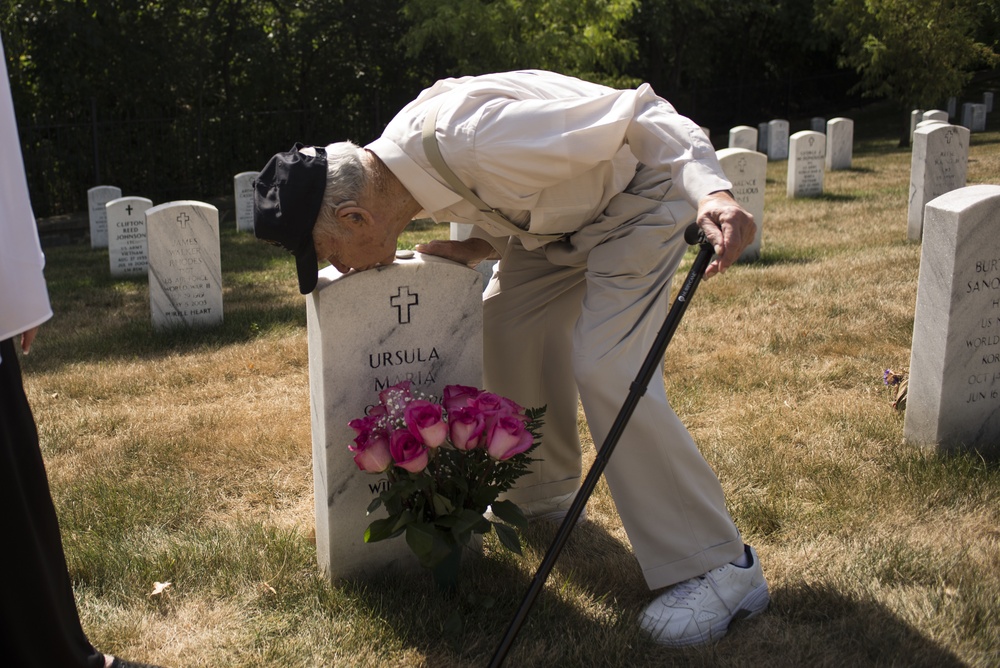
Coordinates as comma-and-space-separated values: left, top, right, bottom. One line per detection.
400, 0, 638, 85
815, 0, 1000, 109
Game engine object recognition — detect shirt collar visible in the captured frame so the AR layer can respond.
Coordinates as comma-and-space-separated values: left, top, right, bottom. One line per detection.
366, 137, 462, 216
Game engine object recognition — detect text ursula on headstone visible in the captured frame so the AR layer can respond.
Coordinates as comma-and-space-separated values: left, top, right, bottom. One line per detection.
306, 252, 484, 580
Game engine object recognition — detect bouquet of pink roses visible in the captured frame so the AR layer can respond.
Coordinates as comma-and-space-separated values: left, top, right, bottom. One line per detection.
348, 381, 544, 572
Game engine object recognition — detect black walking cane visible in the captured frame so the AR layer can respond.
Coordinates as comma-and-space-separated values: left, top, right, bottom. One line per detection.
488, 222, 716, 668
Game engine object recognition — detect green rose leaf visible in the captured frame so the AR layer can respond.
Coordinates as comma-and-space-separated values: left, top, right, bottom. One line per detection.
487, 500, 528, 530
492, 522, 522, 555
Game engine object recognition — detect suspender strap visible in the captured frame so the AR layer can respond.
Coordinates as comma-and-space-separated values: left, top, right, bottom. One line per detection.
421, 97, 564, 243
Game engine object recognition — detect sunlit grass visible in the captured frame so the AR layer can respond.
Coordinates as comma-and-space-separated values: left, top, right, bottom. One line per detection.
19, 127, 1000, 667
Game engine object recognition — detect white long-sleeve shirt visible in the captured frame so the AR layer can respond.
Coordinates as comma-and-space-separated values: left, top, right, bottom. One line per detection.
367, 69, 730, 251
0, 35, 52, 361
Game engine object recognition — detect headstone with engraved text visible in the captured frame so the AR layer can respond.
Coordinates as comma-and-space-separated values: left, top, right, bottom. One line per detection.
787, 131, 825, 198
907, 124, 969, 241
107, 196, 151, 277
146, 201, 223, 331
306, 253, 484, 580
904, 185, 1000, 454
717, 148, 766, 262
87, 185, 122, 249
234, 171, 259, 232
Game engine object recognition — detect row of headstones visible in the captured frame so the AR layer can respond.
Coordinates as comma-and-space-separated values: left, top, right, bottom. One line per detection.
728, 118, 852, 166
86, 183, 251, 333
909, 93, 993, 140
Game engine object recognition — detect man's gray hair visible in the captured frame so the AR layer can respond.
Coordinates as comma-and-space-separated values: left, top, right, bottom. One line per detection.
315, 141, 367, 238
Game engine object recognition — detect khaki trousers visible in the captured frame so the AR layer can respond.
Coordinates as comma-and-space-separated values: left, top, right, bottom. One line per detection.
482, 165, 744, 590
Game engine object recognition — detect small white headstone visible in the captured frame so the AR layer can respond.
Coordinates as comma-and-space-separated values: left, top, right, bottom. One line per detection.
728, 126, 758, 150
916, 119, 949, 131
787, 131, 825, 198
767, 120, 789, 160
87, 185, 122, 249
234, 171, 259, 233
306, 253, 484, 580
106, 196, 151, 277
961, 103, 975, 129
717, 148, 766, 262
904, 185, 1000, 454
971, 104, 987, 132
810, 117, 826, 133
757, 123, 769, 153
825, 117, 854, 170
984, 92, 994, 113
907, 124, 969, 241
910, 109, 924, 142
923, 110, 948, 123
146, 201, 223, 331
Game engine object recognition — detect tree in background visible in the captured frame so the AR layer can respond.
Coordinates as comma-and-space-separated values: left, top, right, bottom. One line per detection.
816, 0, 999, 146
400, 0, 637, 86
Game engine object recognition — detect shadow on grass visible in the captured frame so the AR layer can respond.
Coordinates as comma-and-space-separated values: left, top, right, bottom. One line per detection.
335, 522, 971, 667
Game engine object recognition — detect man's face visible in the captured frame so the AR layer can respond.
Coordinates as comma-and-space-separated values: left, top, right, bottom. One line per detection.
313, 215, 397, 274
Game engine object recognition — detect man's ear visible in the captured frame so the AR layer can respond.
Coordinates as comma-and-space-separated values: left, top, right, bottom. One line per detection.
335, 204, 373, 226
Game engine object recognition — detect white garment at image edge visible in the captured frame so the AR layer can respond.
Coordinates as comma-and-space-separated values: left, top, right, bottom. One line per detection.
0, 34, 52, 361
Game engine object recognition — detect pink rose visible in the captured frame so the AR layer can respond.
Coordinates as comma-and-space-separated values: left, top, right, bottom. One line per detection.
448, 406, 486, 451
486, 415, 534, 460
349, 430, 392, 473
442, 384, 481, 413
404, 400, 447, 448
390, 428, 429, 473
473, 392, 523, 430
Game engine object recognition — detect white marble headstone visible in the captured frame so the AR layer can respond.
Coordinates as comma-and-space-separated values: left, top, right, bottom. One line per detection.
984, 92, 994, 113
106, 196, 151, 277
907, 124, 969, 241
787, 131, 825, 198
947, 97, 957, 119
717, 148, 766, 262
810, 117, 826, 133
923, 110, 948, 123
757, 123, 769, 153
728, 126, 758, 151
910, 109, 924, 142
904, 185, 1000, 454
87, 185, 122, 249
146, 201, 223, 331
961, 103, 975, 129
307, 254, 484, 580
825, 117, 853, 170
971, 104, 987, 132
234, 171, 259, 233
916, 119, 949, 131
767, 119, 789, 160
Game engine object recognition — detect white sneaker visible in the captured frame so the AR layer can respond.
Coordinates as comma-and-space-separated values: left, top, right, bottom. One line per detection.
486, 490, 587, 524
640, 544, 769, 647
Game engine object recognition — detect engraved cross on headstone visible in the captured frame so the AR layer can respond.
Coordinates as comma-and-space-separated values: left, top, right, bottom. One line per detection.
177, 212, 190, 227
390, 286, 419, 324
126, 204, 134, 215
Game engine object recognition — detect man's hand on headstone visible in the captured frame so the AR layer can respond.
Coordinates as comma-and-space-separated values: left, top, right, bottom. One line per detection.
415, 238, 499, 268
695, 190, 756, 279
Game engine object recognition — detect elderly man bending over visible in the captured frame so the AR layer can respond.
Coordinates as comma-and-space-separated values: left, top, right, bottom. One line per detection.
253, 69, 767, 648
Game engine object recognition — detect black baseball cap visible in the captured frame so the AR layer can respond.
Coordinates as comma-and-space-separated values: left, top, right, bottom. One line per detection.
253, 144, 328, 294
